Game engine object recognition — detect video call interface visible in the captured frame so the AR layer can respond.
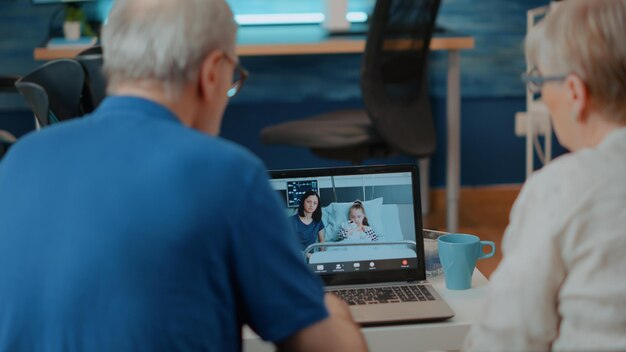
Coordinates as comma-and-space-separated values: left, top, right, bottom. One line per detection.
270, 171, 419, 275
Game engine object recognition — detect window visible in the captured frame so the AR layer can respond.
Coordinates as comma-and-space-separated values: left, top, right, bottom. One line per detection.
227, 0, 374, 25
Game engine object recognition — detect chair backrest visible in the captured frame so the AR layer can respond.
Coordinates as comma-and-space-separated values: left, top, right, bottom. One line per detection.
14, 81, 50, 127
75, 53, 106, 112
77, 45, 102, 56
0, 129, 16, 159
15, 59, 85, 124
361, 0, 442, 157
1, 76, 22, 158
0, 75, 21, 93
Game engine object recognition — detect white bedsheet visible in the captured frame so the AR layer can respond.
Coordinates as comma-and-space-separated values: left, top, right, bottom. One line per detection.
308, 238, 416, 264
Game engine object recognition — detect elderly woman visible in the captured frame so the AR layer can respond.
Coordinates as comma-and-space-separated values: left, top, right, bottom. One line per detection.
464, 0, 626, 350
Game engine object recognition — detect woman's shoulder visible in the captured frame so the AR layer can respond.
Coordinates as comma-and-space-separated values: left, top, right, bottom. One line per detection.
288, 214, 301, 224
514, 149, 606, 226
525, 151, 591, 195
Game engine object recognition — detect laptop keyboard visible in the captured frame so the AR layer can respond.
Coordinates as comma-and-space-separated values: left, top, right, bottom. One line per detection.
330, 285, 436, 306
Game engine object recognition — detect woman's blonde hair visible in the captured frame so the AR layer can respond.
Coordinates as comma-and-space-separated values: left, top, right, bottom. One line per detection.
525, 0, 626, 122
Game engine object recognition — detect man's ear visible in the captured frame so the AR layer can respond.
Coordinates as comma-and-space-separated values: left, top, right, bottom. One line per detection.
197, 50, 224, 104
565, 74, 590, 123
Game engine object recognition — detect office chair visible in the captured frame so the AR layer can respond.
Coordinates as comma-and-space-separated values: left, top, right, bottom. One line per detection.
15, 59, 85, 127
0, 129, 16, 159
75, 51, 106, 113
14, 82, 50, 127
77, 45, 102, 56
1, 75, 22, 159
261, 0, 442, 212
0, 75, 20, 93
0, 130, 16, 160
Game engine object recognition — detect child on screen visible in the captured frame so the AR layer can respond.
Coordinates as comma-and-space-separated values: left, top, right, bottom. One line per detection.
337, 201, 378, 241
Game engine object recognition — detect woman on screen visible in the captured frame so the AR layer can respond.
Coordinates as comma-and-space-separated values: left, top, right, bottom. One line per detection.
289, 191, 325, 256
337, 201, 378, 242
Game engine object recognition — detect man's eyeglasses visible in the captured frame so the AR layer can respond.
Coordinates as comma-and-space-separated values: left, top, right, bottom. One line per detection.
521, 67, 567, 94
223, 53, 249, 98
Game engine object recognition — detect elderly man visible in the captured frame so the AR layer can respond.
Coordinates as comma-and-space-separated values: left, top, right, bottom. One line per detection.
0, 0, 366, 351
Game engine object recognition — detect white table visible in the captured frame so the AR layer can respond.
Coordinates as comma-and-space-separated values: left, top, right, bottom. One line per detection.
243, 269, 488, 351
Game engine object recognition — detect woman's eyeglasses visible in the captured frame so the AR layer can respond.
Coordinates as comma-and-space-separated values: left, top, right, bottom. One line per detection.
521, 67, 567, 94
223, 53, 249, 98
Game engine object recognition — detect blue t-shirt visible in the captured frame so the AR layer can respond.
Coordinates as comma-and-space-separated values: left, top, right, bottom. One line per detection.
0, 97, 328, 351
289, 214, 325, 251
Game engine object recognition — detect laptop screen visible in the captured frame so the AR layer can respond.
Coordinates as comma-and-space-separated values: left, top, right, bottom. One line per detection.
270, 165, 425, 285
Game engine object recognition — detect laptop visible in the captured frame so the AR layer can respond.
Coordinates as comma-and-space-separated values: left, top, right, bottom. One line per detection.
269, 164, 455, 325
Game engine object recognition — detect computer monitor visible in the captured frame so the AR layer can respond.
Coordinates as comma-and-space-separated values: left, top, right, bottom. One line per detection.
286, 180, 319, 208
270, 164, 424, 284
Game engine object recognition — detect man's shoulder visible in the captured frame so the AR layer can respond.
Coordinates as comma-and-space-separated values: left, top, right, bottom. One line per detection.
12, 114, 262, 170
176, 129, 265, 171
4, 118, 86, 159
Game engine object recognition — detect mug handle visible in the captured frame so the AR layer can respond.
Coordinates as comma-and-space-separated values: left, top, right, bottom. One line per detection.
478, 241, 496, 260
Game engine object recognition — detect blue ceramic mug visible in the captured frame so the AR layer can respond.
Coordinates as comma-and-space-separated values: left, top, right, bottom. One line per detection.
438, 234, 495, 290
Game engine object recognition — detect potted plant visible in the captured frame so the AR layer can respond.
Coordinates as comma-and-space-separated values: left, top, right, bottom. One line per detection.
63, 5, 85, 40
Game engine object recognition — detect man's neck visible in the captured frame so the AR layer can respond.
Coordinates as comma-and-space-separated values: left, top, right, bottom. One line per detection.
111, 83, 196, 128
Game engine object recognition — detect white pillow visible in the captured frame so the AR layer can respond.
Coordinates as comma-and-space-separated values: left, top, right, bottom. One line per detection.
379, 204, 403, 241
321, 205, 334, 241
325, 198, 386, 241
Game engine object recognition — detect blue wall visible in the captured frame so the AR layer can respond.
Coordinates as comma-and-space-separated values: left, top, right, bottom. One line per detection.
219, 0, 564, 186
226, 0, 548, 102
221, 96, 565, 187
0, 0, 564, 186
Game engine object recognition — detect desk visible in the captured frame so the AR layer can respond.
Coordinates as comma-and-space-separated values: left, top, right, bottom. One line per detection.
243, 269, 488, 352
34, 26, 474, 232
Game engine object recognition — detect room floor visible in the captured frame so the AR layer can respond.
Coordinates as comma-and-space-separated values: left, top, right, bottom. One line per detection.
423, 185, 522, 278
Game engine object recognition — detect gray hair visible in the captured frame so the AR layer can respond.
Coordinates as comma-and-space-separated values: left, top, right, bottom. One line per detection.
525, 0, 626, 122
102, 0, 237, 96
